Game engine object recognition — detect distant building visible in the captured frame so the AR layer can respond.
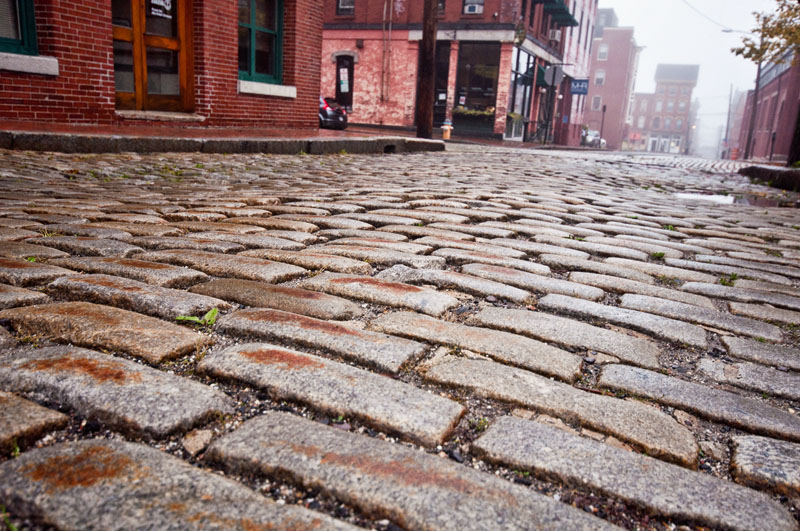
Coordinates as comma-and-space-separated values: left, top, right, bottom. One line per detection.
592, 8, 617, 38
722, 89, 747, 159
584, 8, 640, 150
629, 64, 699, 154
320, 0, 596, 142
737, 50, 800, 162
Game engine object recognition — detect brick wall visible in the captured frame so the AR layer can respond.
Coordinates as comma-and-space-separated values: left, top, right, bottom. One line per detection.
0, 0, 321, 128
0, 0, 116, 124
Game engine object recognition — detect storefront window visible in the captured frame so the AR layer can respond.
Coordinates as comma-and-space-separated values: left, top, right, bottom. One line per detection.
455, 42, 500, 112
508, 46, 534, 118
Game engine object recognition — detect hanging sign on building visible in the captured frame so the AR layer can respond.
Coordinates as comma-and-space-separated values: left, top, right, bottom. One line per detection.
570, 79, 589, 95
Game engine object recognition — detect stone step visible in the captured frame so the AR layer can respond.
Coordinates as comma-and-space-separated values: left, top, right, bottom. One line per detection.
732, 435, 800, 497
189, 278, 363, 320
0, 283, 50, 309
663, 257, 793, 285
540, 254, 655, 284
0, 301, 205, 364
432, 248, 550, 275
422, 353, 696, 465
376, 264, 531, 303
598, 364, 800, 443
47, 274, 230, 320
306, 244, 447, 269
463, 263, 604, 301
0, 346, 233, 438
127, 235, 247, 253
413, 236, 527, 258
239, 248, 372, 274
326, 237, 432, 254
370, 311, 582, 382
489, 237, 591, 258
729, 301, 800, 325
216, 308, 425, 374
0, 439, 352, 529
186, 231, 305, 250
473, 416, 796, 531
538, 294, 708, 349
0, 241, 69, 259
698, 358, 800, 400
297, 272, 459, 316
533, 235, 649, 261
50, 256, 208, 288
0, 391, 67, 453
133, 249, 306, 283
722, 336, 800, 371
570, 272, 715, 308
619, 294, 783, 341
604, 258, 717, 283
199, 343, 464, 446
206, 411, 614, 530
471, 307, 660, 369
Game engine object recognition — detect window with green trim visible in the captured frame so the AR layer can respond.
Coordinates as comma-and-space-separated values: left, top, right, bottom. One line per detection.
0, 0, 38, 55
238, 0, 282, 84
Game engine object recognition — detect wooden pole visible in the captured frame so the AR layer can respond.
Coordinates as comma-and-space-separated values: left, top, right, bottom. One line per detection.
415, 0, 438, 138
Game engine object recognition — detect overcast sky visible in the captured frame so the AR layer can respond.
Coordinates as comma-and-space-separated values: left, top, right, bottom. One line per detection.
599, 0, 776, 151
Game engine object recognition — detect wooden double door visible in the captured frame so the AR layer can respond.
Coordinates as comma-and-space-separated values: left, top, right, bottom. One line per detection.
112, 0, 193, 111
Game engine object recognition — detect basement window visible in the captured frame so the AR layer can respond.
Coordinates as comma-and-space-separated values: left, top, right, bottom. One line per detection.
0, 0, 37, 55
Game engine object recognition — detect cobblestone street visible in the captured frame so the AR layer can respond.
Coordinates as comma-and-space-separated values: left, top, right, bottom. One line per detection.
1, 144, 799, 530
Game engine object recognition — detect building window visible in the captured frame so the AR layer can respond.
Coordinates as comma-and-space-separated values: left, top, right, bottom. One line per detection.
652, 117, 660, 129
669, 86, 677, 96
681, 87, 689, 95
463, 0, 484, 14
337, 0, 355, 15
666, 100, 674, 112
239, 0, 283, 84
664, 117, 671, 129
678, 100, 686, 111
597, 43, 608, 61
655, 101, 663, 112
637, 115, 645, 128
640, 99, 647, 112
591, 95, 602, 110
438, 0, 445, 14
676, 119, 683, 130
0, 0, 38, 55
594, 70, 605, 86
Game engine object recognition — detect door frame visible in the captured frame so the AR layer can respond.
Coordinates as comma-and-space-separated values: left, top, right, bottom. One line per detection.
113, 0, 194, 112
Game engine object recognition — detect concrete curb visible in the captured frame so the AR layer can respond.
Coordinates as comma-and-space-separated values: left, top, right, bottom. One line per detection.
739, 165, 800, 192
0, 131, 445, 155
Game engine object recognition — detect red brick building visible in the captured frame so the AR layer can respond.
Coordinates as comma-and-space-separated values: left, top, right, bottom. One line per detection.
738, 51, 800, 163
0, 0, 321, 129
583, 8, 639, 150
628, 64, 699, 154
321, 0, 596, 142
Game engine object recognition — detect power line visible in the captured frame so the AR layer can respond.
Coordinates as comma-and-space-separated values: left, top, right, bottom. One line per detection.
678, 0, 730, 30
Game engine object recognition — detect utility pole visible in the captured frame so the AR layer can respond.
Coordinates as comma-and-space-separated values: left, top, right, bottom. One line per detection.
415, 0, 438, 139
599, 104, 607, 145
723, 84, 732, 159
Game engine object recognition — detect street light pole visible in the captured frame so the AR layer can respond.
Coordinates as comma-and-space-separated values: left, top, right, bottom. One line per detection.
731, 25, 765, 160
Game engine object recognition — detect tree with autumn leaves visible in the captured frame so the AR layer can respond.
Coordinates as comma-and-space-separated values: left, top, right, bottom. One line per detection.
732, 0, 800, 166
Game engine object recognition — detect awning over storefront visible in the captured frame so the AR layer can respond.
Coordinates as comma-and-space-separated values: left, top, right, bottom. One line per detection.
536, 65, 548, 87
543, 1, 579, 26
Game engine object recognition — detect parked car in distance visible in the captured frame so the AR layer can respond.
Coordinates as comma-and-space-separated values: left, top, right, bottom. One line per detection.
319, 97, 347, 130
585, 129, 606, 148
